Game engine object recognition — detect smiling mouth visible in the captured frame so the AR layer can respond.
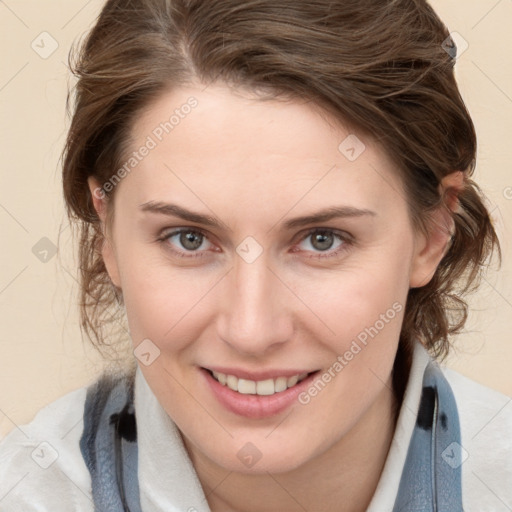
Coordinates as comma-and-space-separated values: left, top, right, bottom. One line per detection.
205, 369, 316, 396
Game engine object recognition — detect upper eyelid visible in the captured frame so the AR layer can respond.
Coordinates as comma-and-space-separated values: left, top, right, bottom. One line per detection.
161, 227, 214, 246
294, 227, 352, 241
160, 226, 351, 251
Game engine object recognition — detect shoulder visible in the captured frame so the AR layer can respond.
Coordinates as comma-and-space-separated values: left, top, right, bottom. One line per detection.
0, 386, 94, 511
443, 367, 512, 443
442, 367, 512, 512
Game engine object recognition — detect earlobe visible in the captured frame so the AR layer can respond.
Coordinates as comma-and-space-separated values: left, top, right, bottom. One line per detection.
87, 177, 122, 289
409, 171, 464, 288
409, 215, 452, 288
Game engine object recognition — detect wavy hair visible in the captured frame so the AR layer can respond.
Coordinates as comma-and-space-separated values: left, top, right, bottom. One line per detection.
61, 0, 500, 374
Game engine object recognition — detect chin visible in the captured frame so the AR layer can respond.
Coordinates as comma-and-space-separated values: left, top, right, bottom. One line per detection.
202, 435, 321, 475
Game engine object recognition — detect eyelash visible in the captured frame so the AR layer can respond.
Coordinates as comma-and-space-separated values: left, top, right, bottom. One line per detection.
156, 228, 353, 260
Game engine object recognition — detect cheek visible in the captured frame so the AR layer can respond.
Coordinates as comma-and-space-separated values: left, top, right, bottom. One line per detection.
293, 257, 409, 434
295, 245, 410, 345
116, 245, 215, 346
117, 219, 412, 356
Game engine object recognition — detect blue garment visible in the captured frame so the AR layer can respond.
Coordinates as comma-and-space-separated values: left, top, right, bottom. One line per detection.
79, 361, 463, 512
80, 374, 142, 512
393, 362, 463, 511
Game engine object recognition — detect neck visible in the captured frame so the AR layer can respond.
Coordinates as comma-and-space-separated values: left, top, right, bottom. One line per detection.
185, 376, 399, 512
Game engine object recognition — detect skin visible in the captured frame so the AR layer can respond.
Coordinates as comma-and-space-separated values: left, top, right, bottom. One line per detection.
88, 83, 460, 512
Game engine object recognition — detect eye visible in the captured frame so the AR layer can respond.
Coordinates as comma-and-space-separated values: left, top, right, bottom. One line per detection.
157, 227, 352, 260
294, 229, 350, 258
158, 228, 214, 257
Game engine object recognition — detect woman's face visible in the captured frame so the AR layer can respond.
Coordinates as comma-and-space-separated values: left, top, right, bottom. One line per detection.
89, 83, 443, 474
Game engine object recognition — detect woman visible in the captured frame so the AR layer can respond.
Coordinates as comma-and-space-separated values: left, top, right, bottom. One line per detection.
1, 0, 510, 510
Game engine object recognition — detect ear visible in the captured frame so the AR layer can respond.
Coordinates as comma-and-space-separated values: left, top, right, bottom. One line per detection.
87, 177, 122, 289
409, 171, 464, 288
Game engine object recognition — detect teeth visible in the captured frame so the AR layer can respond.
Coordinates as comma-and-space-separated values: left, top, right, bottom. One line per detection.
256, 379, 275, 396
238, 379, 256, 394
226, 374, 238, 392
211, 371, 309, 396
274, 377, 288, 392
287, 375, 298, 387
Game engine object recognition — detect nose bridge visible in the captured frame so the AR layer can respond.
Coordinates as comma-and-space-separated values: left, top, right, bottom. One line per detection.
218, 253, 291, 354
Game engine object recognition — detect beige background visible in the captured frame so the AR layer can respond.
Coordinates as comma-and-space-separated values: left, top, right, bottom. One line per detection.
1, 0, 511, 440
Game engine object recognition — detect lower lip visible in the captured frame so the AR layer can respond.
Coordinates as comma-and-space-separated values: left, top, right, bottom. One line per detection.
201, 368, 319, 419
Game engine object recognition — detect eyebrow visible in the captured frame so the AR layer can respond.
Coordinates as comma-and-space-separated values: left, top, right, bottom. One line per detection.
139, 201, 227, 229
139, 201, 376, 230
281, 206, 376, 229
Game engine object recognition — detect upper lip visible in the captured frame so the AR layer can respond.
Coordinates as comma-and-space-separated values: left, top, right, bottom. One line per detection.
203, 366, 318, 381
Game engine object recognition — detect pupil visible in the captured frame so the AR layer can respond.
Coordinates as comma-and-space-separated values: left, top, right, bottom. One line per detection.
312, 232, 333, 251
180, 231, 202, 250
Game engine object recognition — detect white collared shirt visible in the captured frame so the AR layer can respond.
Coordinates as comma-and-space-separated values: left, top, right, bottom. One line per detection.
1, 341, 511, 511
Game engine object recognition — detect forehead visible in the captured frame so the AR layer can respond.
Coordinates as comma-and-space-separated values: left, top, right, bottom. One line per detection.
117, 83, 405, 217
132, 83, 361, 159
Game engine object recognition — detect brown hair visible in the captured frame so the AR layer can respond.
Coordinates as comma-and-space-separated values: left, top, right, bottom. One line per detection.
62, 0, 500, 367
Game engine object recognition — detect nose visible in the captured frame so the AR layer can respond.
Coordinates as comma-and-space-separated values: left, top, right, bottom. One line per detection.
216, 252, 294, 356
